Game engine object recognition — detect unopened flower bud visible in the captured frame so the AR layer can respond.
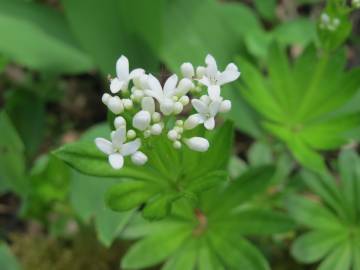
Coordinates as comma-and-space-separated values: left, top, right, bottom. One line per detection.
173, 141, 182, 149
181, 62, 194, 78
173, 102, 183, 114
110, 78, 123, 94
174, 126, 183, 134
114, 116, 126, 129
108, 96, 124, 114
185, 137, 209, 152
179, 95, 190, 106
167, 130, 178, 141
151, 124, 162, 135
177, 78, 194, 96
219, 100, 232, 113
102, 93, 111, 105
184, 115, 201, 130
176, 120, 184, 126
133, 111, 151, 131
144, 129, 151, 138
131, 151, 148, 165
160, 99, 174, 115
152, 112, 161, 123
127, 129, 136, 139
122, 99, 133, 110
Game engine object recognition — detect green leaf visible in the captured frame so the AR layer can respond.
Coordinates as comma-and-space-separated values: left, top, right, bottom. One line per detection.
248, 142, 273, 166
0, 243, 21, 270
121, 227, 190, 269
291, 230, 348, 263
70, 170, 133, 247
286, 195, 343, 230
0, 0, 93, 73
62, 0, 158, 74
253, 0, 277, 21
162, 240, 197, 270
106, 181, 158, 212
317, 242, 352, 270
142, 193, 182, 221
0, 111, 27, 195
53, 141, 159, 181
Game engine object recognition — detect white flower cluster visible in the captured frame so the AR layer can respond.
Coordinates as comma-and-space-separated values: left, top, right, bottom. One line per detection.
319, 13, 340, 31
353, 0, 360, 8
95, 54, 240, 169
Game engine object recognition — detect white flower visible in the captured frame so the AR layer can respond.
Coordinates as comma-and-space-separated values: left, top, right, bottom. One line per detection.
198, 54, 240, 100
145, 74, 193, 115
132, 97, 155, 131
95, 127, 145, 169
184, 97, 221, 130
320, 13, 340, 31
181, 62, 195, 79
110, 55, 144, 94
184, 137, 209, 152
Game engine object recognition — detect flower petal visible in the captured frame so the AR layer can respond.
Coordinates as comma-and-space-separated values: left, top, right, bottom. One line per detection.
110, 78, 124, 94
184, 114, 204, 130
191, 99, 208, 114
129, 68, 145, 79
141, 97, 155, 114
144, 89, 162, 102
109, 153, 124, 169
112, 127, 126, 148
198, 77, 211, 87
116, 55, 129, 80
205, 54, 218, 77
207, 85, 221, 100
218, 63, 240, 85
176, 78, 194, 96
95, 138, 113, 155
209, 100, 221, 117
148, 74, 163, 97
204, 117, 215, 130
163, 74, 178, 97
121, 139, 141, 156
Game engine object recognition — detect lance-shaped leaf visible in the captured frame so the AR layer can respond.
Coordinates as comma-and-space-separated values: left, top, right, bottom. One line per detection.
238, 43, 360, 171
120, 165, 294, 270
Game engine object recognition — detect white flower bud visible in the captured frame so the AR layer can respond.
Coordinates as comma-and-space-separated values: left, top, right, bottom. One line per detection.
122, 98, 133, 110
102, 93, 111, 105
114, 116, 126, 129
132, 89, 144, 101
173, 102, 183, 114
133, 110, 151, 131
173, 141, 182, 149
167, 130, 178, 141
184, 114, 201, 130
176, 120, 184, 126
172, 96, 179, 102
152, 112, 161, 123
200, 95, 211, 104
144, 129, 151, 138
151, 124, 163, 135
196, 66, 206, 78
179, 95, 190, 106
185, 137, 209, 152
219, 100, 232, 113
127, 129, 136, 139
181, 62, 194, 78
177, 78, 194, 96
107, 96, 124, 114
174, 126, 183, 134
131, 151, 148, 165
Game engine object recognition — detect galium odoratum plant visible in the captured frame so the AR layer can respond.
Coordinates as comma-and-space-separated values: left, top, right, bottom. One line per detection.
288, 149, 360, 270
98, 54, 240, 169
54, 55, 239, 220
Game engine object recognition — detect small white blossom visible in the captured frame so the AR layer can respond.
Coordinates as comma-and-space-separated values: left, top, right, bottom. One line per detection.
168, 129, 178, 141
219, 100, 232, 113
184, 137, 209, 152
110, 55, 144, 94
145, 74, 193, 115
95, 127, 145, 169
198, 54, 240, 101
102, 93, 111, 105
184, 98, 221, 130
150, 123, 163, 135
320, 13, 340, 31
127, 129, 136, 139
